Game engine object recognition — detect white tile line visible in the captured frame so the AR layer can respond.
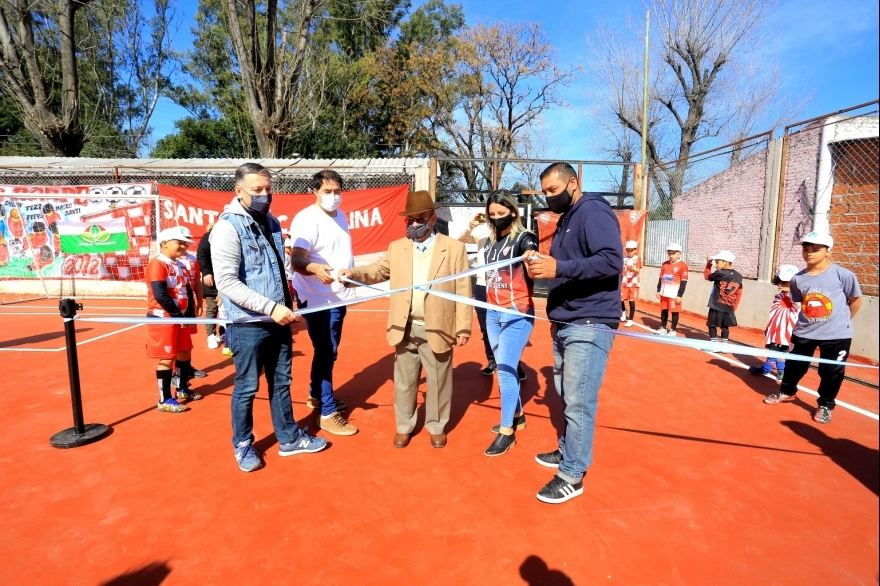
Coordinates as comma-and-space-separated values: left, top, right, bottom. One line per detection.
0, 323, 143, 352
628, 321, 879, 421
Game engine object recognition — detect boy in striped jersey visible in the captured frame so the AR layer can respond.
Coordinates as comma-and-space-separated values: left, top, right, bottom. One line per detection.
749, 265, 800, 380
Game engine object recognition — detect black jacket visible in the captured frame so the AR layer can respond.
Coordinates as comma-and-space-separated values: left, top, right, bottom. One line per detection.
196, 234, 218, 297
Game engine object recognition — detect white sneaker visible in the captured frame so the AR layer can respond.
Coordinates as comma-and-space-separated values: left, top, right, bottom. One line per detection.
665, 329, 679, 337
624, 320, 634, 327
620, 311, 627, 322
207, 334, 219, 349
654, 327, 668, 335
216, 333, 225, 343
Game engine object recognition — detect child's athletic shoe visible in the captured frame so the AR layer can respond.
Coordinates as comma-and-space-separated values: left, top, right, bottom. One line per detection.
157, 397, 189, 413
177, 389, 202, 401
654, 327, 668, 335
234, 440, 262, 472
624, 320, 634, 327
620, 310, 627, 322
665, 329, 679, 337
536, 476, 583, 504
813, 406, 832, 424
774, 371, 784, 381
207, 334, 219, 349
191, 367, 207, 378
278, 428, 328, 457
763, 392, 796, 405
221, 347, 233, 356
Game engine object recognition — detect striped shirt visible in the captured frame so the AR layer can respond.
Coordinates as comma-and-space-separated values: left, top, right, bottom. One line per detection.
765, 292, 799, 346
146, 254, 189, 318
622, 254, 641, 288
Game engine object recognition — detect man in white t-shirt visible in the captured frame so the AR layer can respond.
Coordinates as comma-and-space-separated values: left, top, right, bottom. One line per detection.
290, 170, 357, 436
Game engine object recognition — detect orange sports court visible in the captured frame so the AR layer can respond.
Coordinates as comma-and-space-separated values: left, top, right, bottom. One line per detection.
1, 295, 877, 585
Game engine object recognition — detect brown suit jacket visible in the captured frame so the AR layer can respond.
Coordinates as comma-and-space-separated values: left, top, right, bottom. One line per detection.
349, 234, 473, 354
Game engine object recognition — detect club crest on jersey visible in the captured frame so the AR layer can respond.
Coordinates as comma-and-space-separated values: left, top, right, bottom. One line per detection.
164, 345, 173, 353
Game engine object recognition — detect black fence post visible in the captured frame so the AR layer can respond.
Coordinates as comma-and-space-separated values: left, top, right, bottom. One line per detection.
50, 299, 110, 448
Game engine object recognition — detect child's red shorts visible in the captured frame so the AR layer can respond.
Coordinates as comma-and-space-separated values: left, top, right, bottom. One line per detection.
146, 321, 194, 358
621, 287, 639, 301
659, 296, 680, 311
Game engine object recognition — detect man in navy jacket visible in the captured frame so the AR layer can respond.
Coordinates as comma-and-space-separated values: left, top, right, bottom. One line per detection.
526, 162, 623, 504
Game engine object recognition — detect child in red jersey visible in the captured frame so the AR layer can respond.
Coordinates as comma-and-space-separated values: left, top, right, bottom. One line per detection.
146, 227, 198, 412
749, 265, 800, 380
655, 243, 688, 336
620, 240, 641, 327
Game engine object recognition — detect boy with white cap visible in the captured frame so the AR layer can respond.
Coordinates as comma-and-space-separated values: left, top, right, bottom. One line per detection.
655, 243, 688, 336
749, 264, 800, 380
763, 232, 862, 424
145, 226, 198, 412
703, 250, 743, 345
620, 240, 641, 327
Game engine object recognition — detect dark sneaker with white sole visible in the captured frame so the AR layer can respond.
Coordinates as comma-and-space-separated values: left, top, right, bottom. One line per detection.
537, 476, 583, 504
535, 449, 562, 468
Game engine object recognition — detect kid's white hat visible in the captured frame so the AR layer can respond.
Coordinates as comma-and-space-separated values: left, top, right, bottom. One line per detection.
776, 264, 799, 282
158, 226, 194, 243
711, 250, 736, 263
800, 231, 834, 250
666, 243, 682, 252
625, 240, 638, 249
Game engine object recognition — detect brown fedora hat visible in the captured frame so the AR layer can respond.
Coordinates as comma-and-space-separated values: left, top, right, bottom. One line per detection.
398, 190, 439, 216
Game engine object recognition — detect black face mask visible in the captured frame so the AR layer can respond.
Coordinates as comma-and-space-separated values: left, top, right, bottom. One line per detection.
490, 214, 515, 232
546, 186, 573, 214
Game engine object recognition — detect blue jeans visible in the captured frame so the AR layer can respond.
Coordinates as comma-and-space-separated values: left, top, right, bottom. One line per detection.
302, 302, 347, 416
551, 322, 615, 484
228, 322, 302, 446
486, 306, 534, 428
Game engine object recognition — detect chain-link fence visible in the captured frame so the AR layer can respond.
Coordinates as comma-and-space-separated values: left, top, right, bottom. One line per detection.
646, 133, 773, 278
777, 106, 879, 295
643, 101, 879, 291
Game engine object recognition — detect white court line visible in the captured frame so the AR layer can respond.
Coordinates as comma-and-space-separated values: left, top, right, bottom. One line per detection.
0, 323, 143, 353
629, 321, 879, 421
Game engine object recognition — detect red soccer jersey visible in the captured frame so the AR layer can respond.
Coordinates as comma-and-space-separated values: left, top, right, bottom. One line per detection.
622, 254, 642, 288
179, 252, 201, 286
765, 291, 799, 346
146, 254, 189, 317
484, 231, 538, 312
658, 259, 689, 298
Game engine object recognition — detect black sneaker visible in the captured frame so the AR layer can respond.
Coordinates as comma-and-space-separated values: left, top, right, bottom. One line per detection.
484, 432, 516, 457
536, 475, 583, 504
535, 449, 562, 468
774, 371, 784, 381
517, 364, 527, 382
481, 361, 497, 376
491, 413, 526, 433
191, 366, 207, 378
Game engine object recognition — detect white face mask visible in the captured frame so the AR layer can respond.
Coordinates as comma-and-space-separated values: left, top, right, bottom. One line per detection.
320, 193, 342, 212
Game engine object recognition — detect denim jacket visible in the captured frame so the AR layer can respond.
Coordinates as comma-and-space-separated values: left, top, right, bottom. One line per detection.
210, 196, 287, 321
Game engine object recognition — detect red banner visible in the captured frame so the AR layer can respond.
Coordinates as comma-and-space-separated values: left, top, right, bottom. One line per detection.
157, 184, 410, 256
534, 209, 647, 257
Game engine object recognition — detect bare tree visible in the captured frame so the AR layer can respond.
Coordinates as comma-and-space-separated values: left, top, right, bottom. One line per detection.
221, 0, 322, 158
432, 21, 576, 199
588, 0, 793, 209
0, 0, 93, 156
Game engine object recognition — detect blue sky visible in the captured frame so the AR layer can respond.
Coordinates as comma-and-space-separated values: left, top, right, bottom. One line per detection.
151, 0, 880, 160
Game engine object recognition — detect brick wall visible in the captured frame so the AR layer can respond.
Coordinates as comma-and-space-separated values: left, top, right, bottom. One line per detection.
829, 138, 879, 296
672, 149, 768, 278
777, 125, 822, 268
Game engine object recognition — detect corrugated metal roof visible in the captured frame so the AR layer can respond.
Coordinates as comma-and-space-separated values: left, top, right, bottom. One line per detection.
0, 156, 430, 174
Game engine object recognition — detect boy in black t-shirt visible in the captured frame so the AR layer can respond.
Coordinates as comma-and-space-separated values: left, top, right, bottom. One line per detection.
703, 250, 743, 346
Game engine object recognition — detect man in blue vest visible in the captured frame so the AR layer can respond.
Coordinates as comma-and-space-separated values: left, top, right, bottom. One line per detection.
211, 163, 327, 472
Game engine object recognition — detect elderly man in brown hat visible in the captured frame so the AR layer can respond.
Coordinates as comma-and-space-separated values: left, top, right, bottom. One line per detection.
338, 190, 472, 448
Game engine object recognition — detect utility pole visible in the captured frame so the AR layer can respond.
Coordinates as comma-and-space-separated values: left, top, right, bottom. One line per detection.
640, 10, 651, 207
